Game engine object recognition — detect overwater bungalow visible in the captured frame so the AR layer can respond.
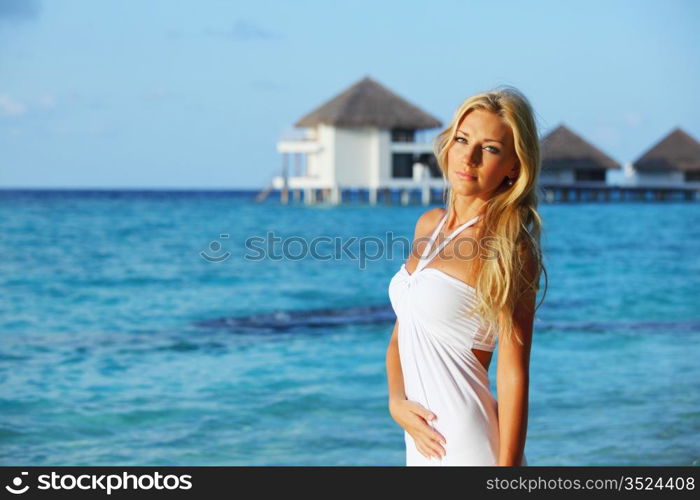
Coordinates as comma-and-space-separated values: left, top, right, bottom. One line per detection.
264, 76, 443, 204
632, 128, 700, 187
539, 124, 621, 187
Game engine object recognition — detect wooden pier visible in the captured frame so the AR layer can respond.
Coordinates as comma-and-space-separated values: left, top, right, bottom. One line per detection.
539, 184, 699, 202
258, 183, 700, 205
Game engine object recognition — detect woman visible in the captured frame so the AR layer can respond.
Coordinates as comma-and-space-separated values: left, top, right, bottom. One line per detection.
386, 86, 547, 466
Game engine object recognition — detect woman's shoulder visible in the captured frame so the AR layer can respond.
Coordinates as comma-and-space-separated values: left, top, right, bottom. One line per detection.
412, 207, 446, 238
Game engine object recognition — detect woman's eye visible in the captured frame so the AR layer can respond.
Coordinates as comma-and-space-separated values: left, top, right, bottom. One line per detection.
455, 137, 499, 153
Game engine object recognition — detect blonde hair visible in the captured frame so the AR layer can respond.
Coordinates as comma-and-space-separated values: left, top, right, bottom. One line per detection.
432, 85, 548, 346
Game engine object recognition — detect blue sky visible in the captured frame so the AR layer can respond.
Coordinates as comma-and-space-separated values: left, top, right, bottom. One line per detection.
1, 0, 698, 189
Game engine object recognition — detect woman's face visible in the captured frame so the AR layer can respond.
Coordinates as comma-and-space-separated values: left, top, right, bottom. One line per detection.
446, 108, 519, 198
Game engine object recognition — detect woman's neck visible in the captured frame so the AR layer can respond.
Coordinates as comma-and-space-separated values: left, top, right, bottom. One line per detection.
450, 197, 487, 227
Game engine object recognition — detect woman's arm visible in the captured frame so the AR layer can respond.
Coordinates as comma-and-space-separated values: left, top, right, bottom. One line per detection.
496, 249, 537, 466
386, 318, 448, 458
386, 319, 406, 405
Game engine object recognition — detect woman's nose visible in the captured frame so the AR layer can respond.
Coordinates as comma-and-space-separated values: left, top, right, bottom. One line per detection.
463, 145, 481, 165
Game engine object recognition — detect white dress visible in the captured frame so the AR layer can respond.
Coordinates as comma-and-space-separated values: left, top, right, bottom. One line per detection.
388, 212, 528, 466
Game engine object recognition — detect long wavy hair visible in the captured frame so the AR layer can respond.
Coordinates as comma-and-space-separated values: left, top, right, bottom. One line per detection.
433, 86, 548, 346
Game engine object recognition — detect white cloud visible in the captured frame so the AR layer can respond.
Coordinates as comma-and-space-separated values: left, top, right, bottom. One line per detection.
37, 93, 56, 109
205, 20, 283, 41
143, 87, 168, 101
0, 94, 26, 116
624, 112, 643, 127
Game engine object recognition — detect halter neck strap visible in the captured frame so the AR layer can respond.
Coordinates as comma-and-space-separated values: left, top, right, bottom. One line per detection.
416, 212, 481, 273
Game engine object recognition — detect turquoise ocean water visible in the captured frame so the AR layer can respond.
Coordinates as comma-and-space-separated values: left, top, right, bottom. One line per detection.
0, 190, 698, 466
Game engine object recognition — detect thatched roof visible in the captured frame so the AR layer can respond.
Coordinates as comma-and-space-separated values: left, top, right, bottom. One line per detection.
633, 128, 700, 172
540, 125, 620, 170
294, 76, 442, 129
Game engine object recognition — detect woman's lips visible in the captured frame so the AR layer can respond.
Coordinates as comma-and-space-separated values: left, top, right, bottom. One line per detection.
456, 171, 477, 181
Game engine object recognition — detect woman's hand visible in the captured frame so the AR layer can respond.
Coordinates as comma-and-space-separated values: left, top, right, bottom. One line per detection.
389, 398, 446, 459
